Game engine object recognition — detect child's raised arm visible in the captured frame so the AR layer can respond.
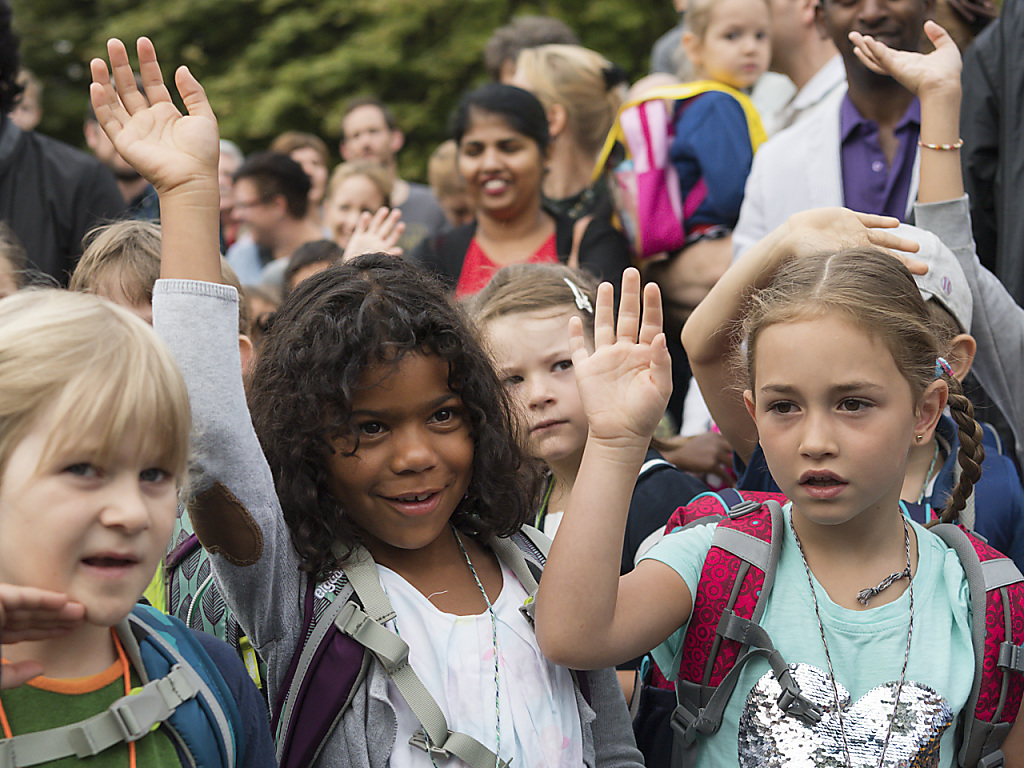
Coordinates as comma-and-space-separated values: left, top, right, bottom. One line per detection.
681, 209, 922, 465
90, 37, 221, 283
535, 269, 692, 668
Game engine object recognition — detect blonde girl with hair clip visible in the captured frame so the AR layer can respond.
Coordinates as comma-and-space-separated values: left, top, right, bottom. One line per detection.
535, 224, 1024, 765
0, 290, 276, 765
511, 45, 628, 221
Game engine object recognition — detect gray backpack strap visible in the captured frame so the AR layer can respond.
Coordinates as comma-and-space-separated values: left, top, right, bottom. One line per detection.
671, 499, 820, 768
340, 549, 510, 768
0, 665, 203, 768
931, 524, 1023, 768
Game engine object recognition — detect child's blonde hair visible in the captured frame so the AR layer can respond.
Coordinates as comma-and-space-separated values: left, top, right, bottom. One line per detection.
71, 219, 162, 305
470, 263, 598, 340
70, 220, 251, 335
0, 290, 191, 483
326, 161, 393, 205
741, 247, 985, 523
513, 44, 626, 160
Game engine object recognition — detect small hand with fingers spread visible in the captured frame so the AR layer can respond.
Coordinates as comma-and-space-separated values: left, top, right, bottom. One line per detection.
850, 21, 961, 99
89, 37, 219, 197
569, 268, 672, 447
0, 585, 85, 689
343, 207, 405, 261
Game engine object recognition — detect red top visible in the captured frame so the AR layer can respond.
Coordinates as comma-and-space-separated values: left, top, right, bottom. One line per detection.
455, 233, 558, 297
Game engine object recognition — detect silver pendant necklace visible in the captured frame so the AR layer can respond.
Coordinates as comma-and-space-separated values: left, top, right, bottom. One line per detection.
790, 513, 914, 768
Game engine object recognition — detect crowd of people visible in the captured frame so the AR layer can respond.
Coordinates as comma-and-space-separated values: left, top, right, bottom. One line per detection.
0, 0, 1023, 766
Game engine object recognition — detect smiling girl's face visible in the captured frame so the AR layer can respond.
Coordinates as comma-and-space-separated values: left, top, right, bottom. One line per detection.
458, 109, 546, 223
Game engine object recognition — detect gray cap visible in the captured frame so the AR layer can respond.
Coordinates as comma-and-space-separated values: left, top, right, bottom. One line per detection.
893, 223, 972, 333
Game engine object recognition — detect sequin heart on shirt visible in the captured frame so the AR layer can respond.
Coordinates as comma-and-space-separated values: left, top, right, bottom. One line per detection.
738, 663, 954, 767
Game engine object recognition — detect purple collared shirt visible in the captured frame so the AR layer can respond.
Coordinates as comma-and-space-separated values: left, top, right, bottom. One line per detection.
839, 95, 920, 221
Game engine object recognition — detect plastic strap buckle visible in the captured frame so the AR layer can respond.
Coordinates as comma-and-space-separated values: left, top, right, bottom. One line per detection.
978, 750, 1005, 768
727, 500, 762, 520
108, 695, 163, 744
409, 729, 452, 759
998, 642, 1024, 673
777, 686, 823, 725
669, 704, 704, 747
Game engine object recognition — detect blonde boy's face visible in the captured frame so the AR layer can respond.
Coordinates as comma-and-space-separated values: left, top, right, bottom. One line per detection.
0, 409, 177, 627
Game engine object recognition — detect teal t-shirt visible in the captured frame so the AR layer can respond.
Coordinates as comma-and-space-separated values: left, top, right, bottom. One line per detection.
642, 504, 974, 768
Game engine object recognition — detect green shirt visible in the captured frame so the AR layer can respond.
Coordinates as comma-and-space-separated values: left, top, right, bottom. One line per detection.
1, 662, 181, 767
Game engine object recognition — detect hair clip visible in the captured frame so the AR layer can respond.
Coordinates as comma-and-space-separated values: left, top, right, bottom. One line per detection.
935, 357, 953, 379
563, 277, 593, 314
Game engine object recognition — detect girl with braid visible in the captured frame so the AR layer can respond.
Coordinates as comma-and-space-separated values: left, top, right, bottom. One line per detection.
535, 23, 1024, 767
720, 21, 1024, 571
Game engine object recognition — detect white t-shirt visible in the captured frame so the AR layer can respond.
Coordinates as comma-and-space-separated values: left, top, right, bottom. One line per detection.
378, 559, 584, 767
641, 505, 974, 768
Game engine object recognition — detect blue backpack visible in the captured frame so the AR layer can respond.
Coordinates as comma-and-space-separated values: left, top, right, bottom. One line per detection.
0, 604, 243, 768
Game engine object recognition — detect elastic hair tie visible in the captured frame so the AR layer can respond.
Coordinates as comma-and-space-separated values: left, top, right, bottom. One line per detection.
935, 357, 953, 379
563, 277, 593, 314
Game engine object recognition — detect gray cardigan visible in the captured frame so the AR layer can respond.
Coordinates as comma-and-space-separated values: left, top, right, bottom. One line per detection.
914, 196, 1024, 472
152, 279, 643, 768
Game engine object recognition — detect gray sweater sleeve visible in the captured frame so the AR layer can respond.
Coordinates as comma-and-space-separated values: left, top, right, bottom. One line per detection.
914, 196, 1024, 470
152, 279, 305, 701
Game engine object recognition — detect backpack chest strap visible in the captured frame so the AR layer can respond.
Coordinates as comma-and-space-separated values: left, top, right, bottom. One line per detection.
0, 664, 202, 768
340, 551, 510, 768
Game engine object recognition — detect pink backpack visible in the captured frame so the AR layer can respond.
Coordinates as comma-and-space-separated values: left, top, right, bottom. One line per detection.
594, 82, 766, 261
641, 490, 1024, 768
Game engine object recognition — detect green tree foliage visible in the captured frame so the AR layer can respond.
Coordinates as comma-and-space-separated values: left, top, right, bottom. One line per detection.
11, 0, 675, 181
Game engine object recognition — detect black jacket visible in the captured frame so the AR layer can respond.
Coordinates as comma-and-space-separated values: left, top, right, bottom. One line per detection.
961, 0, 1024, 306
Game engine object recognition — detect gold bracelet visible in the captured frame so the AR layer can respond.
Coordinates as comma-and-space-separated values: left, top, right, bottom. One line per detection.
918, 138, 964, 151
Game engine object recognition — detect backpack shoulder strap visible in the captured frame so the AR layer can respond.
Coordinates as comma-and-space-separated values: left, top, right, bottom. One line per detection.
670, 498, 821, 767
272, 572, 370, 768
0, 607, 234, 768
593, 81, 768, 182
931, 524, 1024, 768
340, 549, 511, 768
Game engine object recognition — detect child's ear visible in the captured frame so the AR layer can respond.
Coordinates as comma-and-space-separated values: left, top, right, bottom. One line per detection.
743, 389, 757, 422
946, 333, 977, 383
238, 334, 254, 371
681, 31, 702, 71
546, 104, 568, 140
914, 379, 948, 444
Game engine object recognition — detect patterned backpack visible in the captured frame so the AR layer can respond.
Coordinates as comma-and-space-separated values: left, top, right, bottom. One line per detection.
639, 490, 1024, 768
164, 504, 264, 690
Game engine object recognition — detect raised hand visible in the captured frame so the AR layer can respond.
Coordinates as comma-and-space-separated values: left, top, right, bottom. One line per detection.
0, 585, 85, 689
568, 268, 672, 446
89, 37, 219, 197
343, 207, 405, 261
777, 208, 925, 276
850, 21, 961, 99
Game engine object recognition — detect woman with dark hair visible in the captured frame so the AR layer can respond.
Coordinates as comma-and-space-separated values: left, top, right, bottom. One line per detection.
412, 83, 630, 298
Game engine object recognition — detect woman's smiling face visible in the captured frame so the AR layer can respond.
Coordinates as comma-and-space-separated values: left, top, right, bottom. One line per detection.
458, 108, 546, 223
